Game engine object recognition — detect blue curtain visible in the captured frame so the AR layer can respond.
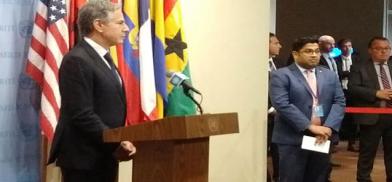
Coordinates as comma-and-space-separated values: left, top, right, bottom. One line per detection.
0, 0, 41, 181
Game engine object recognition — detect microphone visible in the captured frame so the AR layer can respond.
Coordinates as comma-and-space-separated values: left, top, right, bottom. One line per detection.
166, 72, 201, 94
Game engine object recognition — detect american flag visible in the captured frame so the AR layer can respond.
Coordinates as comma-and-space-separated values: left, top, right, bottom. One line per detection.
26, 0, 69, 140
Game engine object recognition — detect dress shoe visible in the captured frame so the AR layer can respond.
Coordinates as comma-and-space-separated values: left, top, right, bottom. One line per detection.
330, 161, 341, 167
347, 145, 359, 152
331, 146, 339, 153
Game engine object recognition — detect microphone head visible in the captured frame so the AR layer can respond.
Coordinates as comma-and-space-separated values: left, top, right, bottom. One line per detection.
166, 72, 189, 86
166, 72, 174, 78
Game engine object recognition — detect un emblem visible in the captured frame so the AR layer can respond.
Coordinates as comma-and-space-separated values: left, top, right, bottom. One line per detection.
19, 74, 36, 90
18, 20, 33, 38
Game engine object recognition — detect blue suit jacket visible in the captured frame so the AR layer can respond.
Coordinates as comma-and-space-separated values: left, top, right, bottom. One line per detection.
269, 63, 346, 145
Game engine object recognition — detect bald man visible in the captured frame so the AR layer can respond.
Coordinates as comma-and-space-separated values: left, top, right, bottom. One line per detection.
319, 35, 338, 76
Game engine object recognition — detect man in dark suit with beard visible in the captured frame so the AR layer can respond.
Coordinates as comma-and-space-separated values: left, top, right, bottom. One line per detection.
48, 1, 136, 182
335, 38, 361, 152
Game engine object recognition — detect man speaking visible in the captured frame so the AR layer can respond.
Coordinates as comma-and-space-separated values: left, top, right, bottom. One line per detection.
48, 1, 136, 181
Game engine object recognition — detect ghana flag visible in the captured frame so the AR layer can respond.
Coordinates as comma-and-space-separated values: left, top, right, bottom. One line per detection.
110, 0, 195, 123
164, 0, 196, 116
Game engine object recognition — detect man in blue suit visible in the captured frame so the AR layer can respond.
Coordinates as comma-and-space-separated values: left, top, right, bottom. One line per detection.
269, 36, 345, 182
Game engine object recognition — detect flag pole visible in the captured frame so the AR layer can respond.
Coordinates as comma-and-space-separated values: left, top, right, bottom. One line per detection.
40, 135, 48, 182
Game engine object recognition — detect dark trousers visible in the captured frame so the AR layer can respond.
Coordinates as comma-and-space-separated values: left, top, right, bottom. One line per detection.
278, 144, 330, 182
340, 90, 358, 145
61, 164, 119, 182
357, 115, 392, 182
268, 118, 279, 181
343, 113, 358, 145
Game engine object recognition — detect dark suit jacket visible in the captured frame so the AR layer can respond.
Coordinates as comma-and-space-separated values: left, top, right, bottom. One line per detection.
319, 55, 334, 70
335, 54, 361, 83
270, 57, 287, 70
48, 40, 126, 170
269, 64, 345, 145
348, 59, 392, 125
268, 58, 286, 121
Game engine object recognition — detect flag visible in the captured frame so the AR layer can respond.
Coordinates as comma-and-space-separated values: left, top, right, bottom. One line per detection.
139, 0, 157, 119
150, 0, 167, 119
164, 0, 196, 116
115, 0, 144, 125
68, 0, 87, 48
112, 0, 167, 125
25, 0, 69, 140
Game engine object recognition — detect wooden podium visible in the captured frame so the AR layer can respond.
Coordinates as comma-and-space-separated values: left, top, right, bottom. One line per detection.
103, 112, 239, 182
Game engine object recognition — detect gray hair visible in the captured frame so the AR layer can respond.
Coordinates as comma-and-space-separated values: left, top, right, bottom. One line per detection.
77, 0, 121, 37
318, 35, 335, 44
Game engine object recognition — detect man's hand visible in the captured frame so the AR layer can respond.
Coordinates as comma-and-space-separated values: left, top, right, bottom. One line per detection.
120, 141, 137, 155
376, 89, 392, 100
113, 141, 136, 162
308, 125, 332, 144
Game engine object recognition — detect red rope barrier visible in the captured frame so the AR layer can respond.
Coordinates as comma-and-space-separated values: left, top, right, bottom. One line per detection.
345, 107, 392, 114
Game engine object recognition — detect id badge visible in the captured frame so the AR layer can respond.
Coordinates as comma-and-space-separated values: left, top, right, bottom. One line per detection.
313, 105, 324, 117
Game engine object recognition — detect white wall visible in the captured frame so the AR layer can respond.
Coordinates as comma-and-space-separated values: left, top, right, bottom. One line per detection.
118, 0, 270, 181
180, 0, 269, 181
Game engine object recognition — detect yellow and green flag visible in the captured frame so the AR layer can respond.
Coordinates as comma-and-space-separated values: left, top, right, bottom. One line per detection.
112, 0, 196, 120
164, 0, 196, 116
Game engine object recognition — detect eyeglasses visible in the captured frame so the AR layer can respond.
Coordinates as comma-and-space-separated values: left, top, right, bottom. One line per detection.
372, 47, 391, 52
299, 49, 321, 55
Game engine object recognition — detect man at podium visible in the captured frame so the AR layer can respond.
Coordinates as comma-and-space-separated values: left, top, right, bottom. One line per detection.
48, 1, 136, 182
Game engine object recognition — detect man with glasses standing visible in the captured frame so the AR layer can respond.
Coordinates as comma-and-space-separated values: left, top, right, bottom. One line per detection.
269, 36, 345, 182
349, 36, 392, 182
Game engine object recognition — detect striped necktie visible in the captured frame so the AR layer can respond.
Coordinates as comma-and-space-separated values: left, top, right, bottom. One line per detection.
379, 64, 392, 107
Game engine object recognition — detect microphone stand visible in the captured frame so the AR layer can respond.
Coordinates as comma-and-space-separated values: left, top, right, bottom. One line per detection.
183, 88, 203, 114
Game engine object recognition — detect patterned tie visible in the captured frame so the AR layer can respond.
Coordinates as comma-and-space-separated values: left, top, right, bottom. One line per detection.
305, 70, 317, 101
305, 70, 321, 125
104, 53, 121, 83
379, 64, 392, 107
